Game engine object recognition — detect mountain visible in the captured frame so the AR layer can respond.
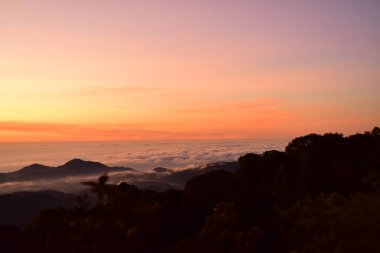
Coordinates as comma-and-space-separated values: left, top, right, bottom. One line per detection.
0, 160, 239, 225
0, 159, 238, 194
0, 190, 76, 226
58, 158, 109, 170
131, 180, 181, 192
116, 161, 239, 190
157, 161, 239, 187
0, 159, 135, 183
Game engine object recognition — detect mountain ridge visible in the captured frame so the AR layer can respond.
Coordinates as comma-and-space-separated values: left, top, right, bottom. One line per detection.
0, 158, 135, 183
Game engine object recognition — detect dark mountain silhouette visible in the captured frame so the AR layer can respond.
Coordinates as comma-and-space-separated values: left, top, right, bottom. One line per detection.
0, 158, 241, 227
0, 158, 134, 183
130, 180, 180, 191
0, 190, 76, 226
0, 159, 238, 193
158, 161, 239, 187
18, 163, 53, 173
58, 158, 108, 170
110, 161, 239, 191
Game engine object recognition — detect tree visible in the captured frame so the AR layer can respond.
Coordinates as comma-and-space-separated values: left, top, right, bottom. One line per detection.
82, 173, 110, 204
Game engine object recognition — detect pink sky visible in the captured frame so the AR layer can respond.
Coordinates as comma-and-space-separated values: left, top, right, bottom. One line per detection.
1, 0, 379, 141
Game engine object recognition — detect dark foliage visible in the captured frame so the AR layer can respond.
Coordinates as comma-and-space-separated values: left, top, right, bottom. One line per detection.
1, 127, 380, 252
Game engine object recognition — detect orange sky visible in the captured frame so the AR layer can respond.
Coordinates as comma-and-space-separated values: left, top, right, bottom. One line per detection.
1, 0, 379, 142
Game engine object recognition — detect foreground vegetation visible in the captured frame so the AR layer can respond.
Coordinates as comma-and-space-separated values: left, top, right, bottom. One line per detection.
2, 128, 380, 253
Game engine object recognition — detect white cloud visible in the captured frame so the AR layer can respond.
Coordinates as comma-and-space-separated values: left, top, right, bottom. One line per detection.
0, 140, 288, 173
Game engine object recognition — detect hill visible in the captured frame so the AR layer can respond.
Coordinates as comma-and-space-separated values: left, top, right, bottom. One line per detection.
0, 190, 76, 226
0, 159, 134, 183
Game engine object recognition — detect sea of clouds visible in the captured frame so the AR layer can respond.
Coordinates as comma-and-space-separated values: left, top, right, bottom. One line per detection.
0, 139, 289, 173
0, 139, 290, 194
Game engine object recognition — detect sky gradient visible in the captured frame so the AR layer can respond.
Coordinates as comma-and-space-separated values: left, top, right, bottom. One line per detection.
1, 0, 379, 141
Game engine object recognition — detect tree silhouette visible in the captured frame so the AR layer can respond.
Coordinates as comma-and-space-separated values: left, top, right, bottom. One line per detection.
82, 173, 110, 204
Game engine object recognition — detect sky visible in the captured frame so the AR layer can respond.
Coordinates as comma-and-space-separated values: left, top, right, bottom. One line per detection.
1, 0, 379, 142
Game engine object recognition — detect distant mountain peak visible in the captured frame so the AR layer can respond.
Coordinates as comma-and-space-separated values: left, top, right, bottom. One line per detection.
1, 159, 134, 186
59, 159, 108, 169
19, 163, 51, 172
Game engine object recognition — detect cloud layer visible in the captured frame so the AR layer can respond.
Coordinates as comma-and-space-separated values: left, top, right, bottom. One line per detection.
0, 139, 288, 173
0, 140, 289, 194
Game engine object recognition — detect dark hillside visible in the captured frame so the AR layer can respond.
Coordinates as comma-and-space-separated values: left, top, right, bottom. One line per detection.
1, 128, 380, 253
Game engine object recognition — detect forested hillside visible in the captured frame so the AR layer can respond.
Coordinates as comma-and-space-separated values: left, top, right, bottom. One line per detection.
1, 128, 379, 253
